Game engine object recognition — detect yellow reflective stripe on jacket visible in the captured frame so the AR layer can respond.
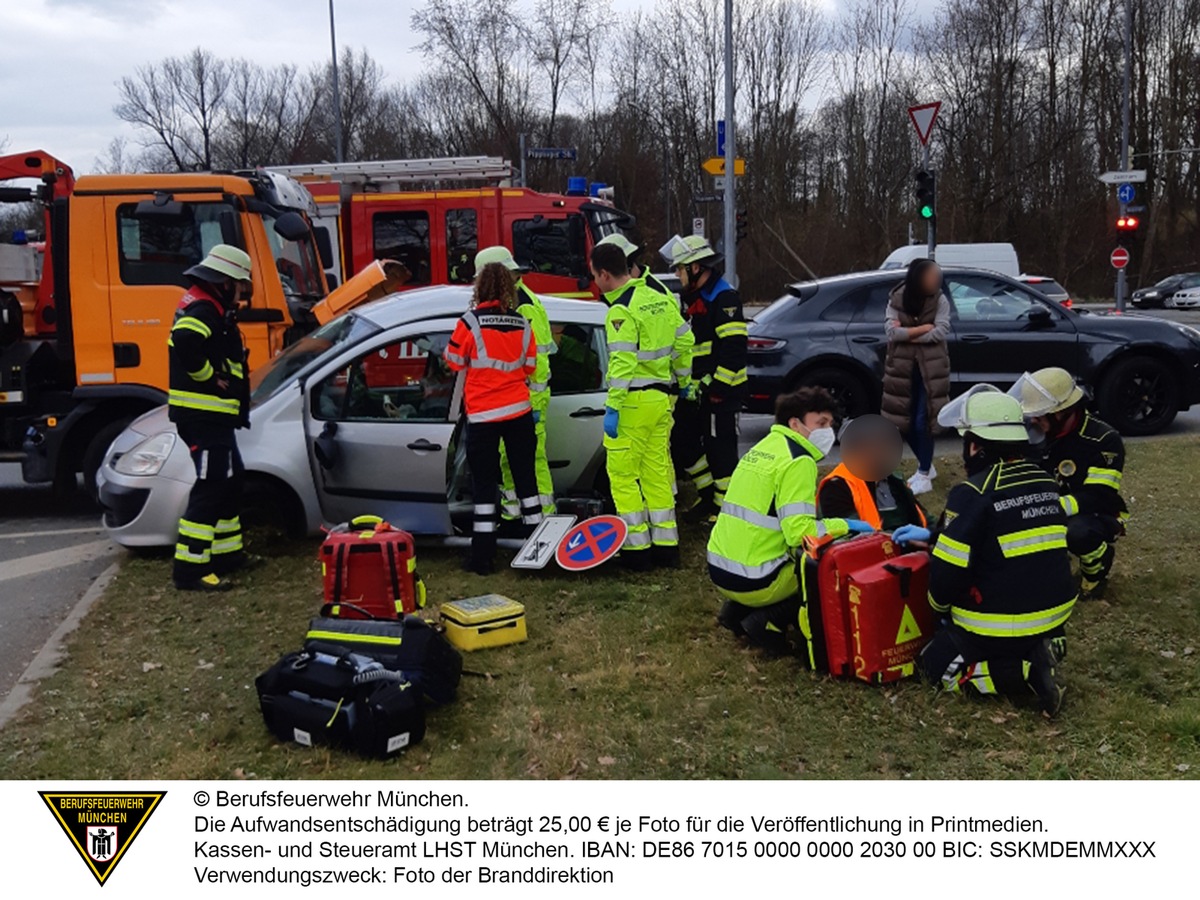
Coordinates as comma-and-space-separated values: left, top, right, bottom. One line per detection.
692, 341, 713, 357
951, 596, 1077, 637
168, 389, 240, 415
996, 524, 1068, 559
188, 361, 214, 382
714, 366, 747, 386
226, 359, 245, 379
715, 321, 748, 339
172, 316, 212, 338
932, 534, 971, 568
1083, 466, 1123, 490
1060, 495, 1080, 516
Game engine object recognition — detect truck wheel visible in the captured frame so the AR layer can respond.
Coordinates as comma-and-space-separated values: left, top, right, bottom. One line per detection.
792, 367, 874, 421
81, 419, 134, 502
1097, 355, 1178, 436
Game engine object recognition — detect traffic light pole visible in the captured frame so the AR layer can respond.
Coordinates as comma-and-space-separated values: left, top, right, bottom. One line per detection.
1116, 0, 1132, 312
722, 0, 737, 287
924, 145, 936, 261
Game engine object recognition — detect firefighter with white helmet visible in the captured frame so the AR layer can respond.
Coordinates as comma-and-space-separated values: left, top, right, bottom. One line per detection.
1013, 367, 1127, 599
473, 246, 556, 520
913, 389, 1076, 717
659, 234, 748, 520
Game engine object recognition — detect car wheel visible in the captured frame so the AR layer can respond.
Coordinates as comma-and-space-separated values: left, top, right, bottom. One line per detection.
242, 476, 306, 538
791, 366, 874, 420
81, 418, 135, 503
1097, 355, 1179, 436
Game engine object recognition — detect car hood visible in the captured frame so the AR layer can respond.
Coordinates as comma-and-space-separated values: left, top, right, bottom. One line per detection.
1075, 309, 1200, 344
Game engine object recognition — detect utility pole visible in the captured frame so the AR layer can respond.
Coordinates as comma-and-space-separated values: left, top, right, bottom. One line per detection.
1116, 0, 1132, 312
328, 0, 344, 163
722, 0, 737, 287
519, 133, 527, 187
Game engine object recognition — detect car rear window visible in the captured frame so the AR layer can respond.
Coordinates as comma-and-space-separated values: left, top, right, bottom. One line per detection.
1027, 279, 1067, 296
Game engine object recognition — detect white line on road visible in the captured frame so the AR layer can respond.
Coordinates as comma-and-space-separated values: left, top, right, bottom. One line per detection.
0, 539, 117, 583
0, 526, 104, 541
0, 561, 121, 730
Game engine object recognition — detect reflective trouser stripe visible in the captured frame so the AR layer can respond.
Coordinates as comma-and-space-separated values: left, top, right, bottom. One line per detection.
714, 366, 747, 386
211, 536, 243, 555
1079, 542, 1110, 575
474, 503, 496, 533
685, 456, 713, 491
951, 596, 1077, 637
648, 508, 678, 547
963, 661, 998, 695
178, 519, 214, 542
605, 391, 673, 552
499, 413, 555, 518
175, 544, 210, 564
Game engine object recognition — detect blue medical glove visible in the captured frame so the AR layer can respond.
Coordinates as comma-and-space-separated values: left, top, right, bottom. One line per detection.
531, 409, 541, 424
843, 519, 875, 534
679, 384, 696, 402
892, 524, 932, 546
603, 406, 620, 439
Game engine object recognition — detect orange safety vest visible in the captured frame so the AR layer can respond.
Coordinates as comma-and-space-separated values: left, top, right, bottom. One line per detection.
445, 300, 537, 423
806, 464, 927, 558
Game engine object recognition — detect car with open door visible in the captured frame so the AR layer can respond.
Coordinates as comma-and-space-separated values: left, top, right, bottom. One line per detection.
97, 285, 611, 546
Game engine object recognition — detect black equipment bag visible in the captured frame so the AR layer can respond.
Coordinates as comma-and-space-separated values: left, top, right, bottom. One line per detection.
306, 607, 463, 706
255, 646, 425, 759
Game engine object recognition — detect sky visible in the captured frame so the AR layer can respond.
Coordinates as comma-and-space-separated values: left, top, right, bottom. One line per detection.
0, 0, 930, 174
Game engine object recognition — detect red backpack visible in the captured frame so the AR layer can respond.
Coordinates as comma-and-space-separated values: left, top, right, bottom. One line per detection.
319, 516, 427, 619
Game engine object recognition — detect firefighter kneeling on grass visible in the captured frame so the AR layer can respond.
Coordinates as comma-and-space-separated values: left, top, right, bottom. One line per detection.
707, 388, 874, 653
168, 244, 253, 592
909, 388, 1077, 716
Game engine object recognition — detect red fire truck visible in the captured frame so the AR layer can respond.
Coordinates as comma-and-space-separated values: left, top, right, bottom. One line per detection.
269, 156, 637, 299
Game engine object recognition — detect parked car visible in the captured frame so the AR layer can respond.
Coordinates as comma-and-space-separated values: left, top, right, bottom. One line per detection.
1132, 273, 1200, 309
98, 287, 611, 547
1168, 286, 1200, 309
880, 243, 1020, 277
1019, 274, 1072, 308
745, 268, 1200, 435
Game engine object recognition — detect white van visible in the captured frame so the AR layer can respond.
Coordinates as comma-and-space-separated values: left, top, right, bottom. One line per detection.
880, 243, 1020, 277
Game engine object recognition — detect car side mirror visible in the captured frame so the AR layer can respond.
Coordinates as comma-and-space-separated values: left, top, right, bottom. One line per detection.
314, 421, 339, 470
1027, 308, 1053, 329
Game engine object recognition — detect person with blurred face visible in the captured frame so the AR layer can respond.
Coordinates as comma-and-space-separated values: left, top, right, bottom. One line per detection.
816, 415, 928, 540
882, 258, 950, 496
707, 387, 875, 654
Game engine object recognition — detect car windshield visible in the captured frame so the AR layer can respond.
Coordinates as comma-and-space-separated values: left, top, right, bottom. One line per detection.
262, 210, 326, 304
249, 314, 382, 406
1156, 275, 1185, 287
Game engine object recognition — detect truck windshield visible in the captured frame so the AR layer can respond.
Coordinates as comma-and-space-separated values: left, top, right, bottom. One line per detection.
262, 211, 326, 305
586, 206, 636, 242
249, 313, 381, 406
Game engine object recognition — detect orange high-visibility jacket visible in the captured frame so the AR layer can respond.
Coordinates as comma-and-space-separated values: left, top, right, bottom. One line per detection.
445, 300, 537, 423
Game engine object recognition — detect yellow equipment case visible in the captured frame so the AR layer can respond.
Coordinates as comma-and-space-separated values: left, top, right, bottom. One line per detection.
439, 594, 527, 651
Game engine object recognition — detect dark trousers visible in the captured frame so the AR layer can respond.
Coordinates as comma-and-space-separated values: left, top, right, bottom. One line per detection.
919, 623, 1066, 697
1067, 514, 1122, 581
173, 425, 244, 583
718, 595, 801, 651
907, 371, 935, 473
466, 412, 543, 566
674, 398, 739, 506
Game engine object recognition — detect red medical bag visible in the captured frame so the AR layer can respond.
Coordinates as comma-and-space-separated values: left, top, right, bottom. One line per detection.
319, 516, 426, 619
842, 552, 933, 683
811, 533, 901, 676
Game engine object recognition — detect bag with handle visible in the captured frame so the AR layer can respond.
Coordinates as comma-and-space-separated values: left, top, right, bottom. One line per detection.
841, 552, 933, 683
319, 515, 427, 619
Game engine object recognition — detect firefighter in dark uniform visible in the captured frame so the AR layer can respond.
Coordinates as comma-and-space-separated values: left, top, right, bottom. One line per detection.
911, 390, 1077, 717
168, 244, 253, 592
661, 234, 748, 519
1014, 367, 1127, 599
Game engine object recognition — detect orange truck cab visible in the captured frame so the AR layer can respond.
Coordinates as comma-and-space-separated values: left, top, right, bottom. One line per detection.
269, 157, 638, 300
0, 150, 333, 492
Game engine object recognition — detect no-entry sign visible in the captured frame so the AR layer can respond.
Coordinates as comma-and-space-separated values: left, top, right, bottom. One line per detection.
1111, 247, 1130, 269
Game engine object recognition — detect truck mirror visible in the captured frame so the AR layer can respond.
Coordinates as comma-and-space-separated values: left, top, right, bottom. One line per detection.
313, 227, 335, 269
273, 211, 310, 242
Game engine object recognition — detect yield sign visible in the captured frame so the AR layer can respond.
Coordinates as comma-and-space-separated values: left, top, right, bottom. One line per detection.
908, 102, 942, 146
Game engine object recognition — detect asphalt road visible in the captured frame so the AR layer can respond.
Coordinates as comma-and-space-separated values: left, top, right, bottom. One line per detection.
0, 465, 118, 707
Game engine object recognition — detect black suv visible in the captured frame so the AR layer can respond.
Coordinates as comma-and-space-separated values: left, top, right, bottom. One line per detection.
746, 268, 1200, 435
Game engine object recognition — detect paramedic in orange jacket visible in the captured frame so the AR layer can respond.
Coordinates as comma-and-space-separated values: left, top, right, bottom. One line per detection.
445, 263, 544, 574
816, 415, 928, 536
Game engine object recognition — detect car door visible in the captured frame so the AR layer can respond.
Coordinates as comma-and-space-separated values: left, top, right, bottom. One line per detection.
303, 320, 460, 533
843, 280, 897, 379
944, 272, 1079, 388
544, 317, 609, 492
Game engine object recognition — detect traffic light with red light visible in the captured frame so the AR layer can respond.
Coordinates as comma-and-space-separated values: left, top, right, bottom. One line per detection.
1116, 214, 1140, 233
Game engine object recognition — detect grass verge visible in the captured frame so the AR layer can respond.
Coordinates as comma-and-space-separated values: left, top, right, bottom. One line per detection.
2, 441, 1199, 780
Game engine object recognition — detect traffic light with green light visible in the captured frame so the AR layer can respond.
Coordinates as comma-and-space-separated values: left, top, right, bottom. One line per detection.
915, 168, 937, 221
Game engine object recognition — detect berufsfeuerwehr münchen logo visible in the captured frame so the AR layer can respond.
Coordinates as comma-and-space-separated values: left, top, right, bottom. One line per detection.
40, 791, 166, 886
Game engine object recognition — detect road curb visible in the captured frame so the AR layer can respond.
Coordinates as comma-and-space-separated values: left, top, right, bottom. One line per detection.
0, 559, 122, 731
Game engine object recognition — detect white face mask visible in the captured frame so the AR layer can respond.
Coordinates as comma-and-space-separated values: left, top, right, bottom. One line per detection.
807, 426, 836, 456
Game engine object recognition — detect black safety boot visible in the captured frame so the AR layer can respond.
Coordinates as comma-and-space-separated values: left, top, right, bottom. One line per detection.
174, 573, 233, 593
1028, 638, 1065, 718
651, 545, 681, 569
740, 609, 790, 657
619, 550, 654, 572
717, 602, 747, 637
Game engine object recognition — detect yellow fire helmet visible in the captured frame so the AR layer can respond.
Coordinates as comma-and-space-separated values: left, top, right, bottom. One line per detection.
659, 234, 721, 268
596, 233, 641, 259
1010, 368, 1086, 418
185, 244, 252, 284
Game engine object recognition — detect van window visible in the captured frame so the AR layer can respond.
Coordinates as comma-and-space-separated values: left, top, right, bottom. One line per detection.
116, 202, 241, 287
512, 215, 587, 279
373, 212, 431, 285
446, 209, 477, 284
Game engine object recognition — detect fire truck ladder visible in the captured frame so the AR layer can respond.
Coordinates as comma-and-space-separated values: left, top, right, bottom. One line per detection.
267, 156, 514, 185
